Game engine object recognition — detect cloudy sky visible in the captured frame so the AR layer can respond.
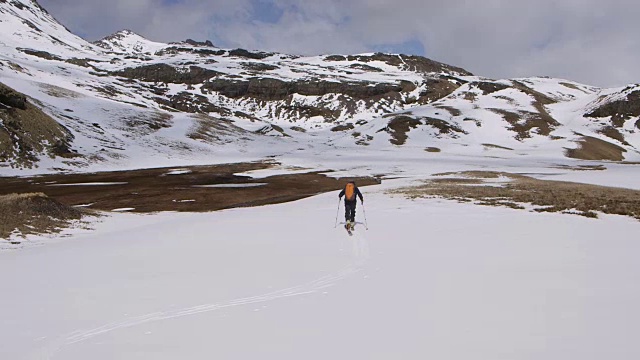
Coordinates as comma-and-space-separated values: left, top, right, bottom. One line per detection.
38, 0, 640, 87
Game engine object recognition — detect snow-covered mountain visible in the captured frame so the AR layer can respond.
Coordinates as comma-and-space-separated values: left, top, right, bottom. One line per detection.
1, 0, 639, 172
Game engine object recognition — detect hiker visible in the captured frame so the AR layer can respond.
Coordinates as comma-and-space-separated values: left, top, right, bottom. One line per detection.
339, 181, 364, 230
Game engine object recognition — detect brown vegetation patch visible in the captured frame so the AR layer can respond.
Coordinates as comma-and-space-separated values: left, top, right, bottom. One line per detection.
489, 108, 556, 140
424, 118, 467, 136
355, 134, 374, 146
241, 62, 279, 72
4, 60, 28, 74
255, 124, 289, 137
385, 116, 422, 145
464, 117, 482, 127
512, 81, 560, 135
349, 63, 383, 72
1, 83, 77, 168
156, 91, 230, 114
559, 82, 590, 94
331, 123, 355, 132
392, 171, 640, 220
17, 48, 63, 61
0, 162, 379, 214
433, 170, 506, 178
566, 136, 626, 161
65, 58, 101, 69
425, 147, 441, 153
473, 81, 510, 95
511, 81, 556, 106
417, 78, 459, 104
383, 115, 466, 145
38, 84, 83, 99
382, 111, 412, 118
494, 95, 517, 105
598, 126, 629, 145
188, 114, 246, 142
483, 143, 514, 150
120, 112, 173, 135
462, 91, 477, 102
436, 105, 462, 117
278, 104, 339, 121
553, 164, 606, 171
0, 193, 87, 240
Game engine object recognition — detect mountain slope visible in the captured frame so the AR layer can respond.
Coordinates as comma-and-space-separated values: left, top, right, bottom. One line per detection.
342, 78, 640, 161
0, 82, 76, 168
1, 0, 639, 173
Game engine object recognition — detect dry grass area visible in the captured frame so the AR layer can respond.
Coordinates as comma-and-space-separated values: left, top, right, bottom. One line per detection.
188, 113, 247, 143
391, 171, 640, 220
0, 193, 87, 241
559, 82, 590, 94
1, 82, 77, 168
598, 126, 629, 145
0, 161, 379, 215
39, 83, 84, 99
553, 164, 606, 171
566, 136, 627, 161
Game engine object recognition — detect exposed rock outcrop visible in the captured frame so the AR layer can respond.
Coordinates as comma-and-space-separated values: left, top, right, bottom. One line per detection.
201, 77, 406, 100
184, 39, 215, 47
112, 64, 221, 84
472, 81, 510, 95
154, 46, 225, 57
0, 83, 27, 109
228, 48, 273, 60
586, 90, 640, 126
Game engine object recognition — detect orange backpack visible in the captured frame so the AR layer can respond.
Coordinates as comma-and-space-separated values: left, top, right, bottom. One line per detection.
345, 183, 355, 201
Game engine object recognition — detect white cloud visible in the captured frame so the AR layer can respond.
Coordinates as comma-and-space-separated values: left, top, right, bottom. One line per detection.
37, 0, 640, 87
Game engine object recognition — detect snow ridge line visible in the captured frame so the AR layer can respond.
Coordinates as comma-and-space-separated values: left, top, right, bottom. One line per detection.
35, 234, 370, 359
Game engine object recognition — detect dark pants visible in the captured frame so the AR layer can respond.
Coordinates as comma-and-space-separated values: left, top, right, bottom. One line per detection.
345, 200, 357, 222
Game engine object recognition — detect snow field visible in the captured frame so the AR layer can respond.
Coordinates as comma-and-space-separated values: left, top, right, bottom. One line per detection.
1, 180, 640, 359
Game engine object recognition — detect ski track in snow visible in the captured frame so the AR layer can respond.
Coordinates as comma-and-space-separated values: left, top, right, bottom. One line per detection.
35, 233, 370, 360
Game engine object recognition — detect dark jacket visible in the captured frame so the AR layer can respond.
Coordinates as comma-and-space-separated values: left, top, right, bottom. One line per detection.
339, 184, 363, 203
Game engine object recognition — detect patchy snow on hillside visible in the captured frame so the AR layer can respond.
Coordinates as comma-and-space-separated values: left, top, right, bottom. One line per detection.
2, 0, 640, 173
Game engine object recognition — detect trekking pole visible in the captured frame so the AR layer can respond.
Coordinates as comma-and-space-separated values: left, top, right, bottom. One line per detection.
361, 200, 369, 230
334, 198, 341, 228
